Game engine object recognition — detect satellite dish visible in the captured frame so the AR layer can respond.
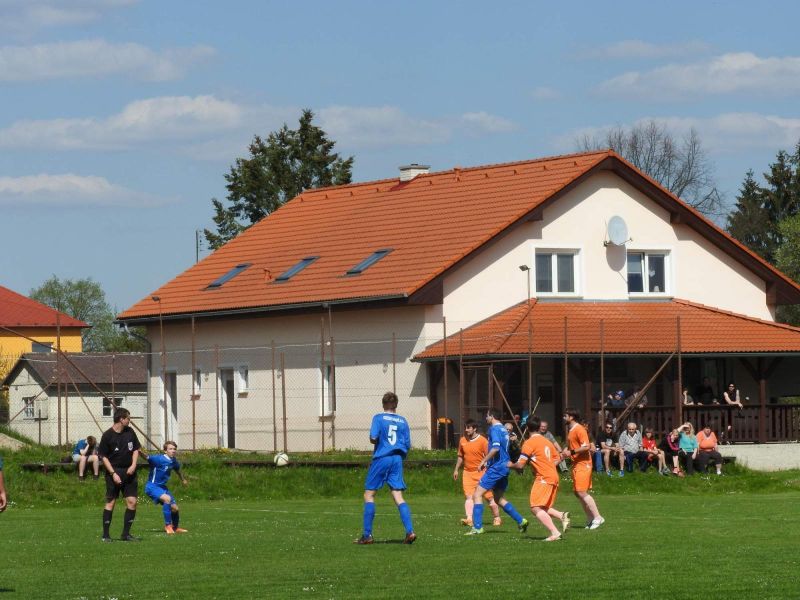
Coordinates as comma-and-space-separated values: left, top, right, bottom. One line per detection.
606, 215, 630, 246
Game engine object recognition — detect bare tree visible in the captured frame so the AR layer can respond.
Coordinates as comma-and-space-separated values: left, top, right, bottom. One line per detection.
578, 120, 723, 218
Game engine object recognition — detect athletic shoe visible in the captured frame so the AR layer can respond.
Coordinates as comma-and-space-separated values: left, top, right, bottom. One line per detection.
588, 517, 605, 530
101, 536, 113, 543
716, 472, 723, 476
606, 470, 612, 477
174, 527, 188, 533
492, 517, 502, 527
618, 470, 624, 477
354, 535, 374, 545
78, 476, 85, 482
164, 525, 175, 535
460, 517, 473, 526
464, 527, 484, 536
544, 533, 562, 542
518, 518, 529, 534
403, 532, 417, 545
561, 511, 570, 533
93, 475, 99, 480
120, 534, 141, 542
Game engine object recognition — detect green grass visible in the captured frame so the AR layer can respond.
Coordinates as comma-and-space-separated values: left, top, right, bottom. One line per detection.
2, 491, 800, 599
3, 445, 800, 598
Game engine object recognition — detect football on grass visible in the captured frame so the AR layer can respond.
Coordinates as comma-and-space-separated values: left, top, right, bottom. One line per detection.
273, 452, 290, 467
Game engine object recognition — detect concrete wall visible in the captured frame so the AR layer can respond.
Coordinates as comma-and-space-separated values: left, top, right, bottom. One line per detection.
721, 443, 800, 471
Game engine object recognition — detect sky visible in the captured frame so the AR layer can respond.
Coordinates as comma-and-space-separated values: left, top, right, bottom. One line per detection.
2, 0, 800, 313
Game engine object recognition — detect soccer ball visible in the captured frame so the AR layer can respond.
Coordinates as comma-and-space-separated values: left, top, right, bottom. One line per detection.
274, 452, 290, 467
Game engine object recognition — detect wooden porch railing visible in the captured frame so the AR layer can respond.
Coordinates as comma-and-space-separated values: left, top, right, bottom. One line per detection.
597, 404, 800, 443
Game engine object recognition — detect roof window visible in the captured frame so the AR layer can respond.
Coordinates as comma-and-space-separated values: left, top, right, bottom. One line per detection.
206, 263, 251, 289
346, 249, 392, 275
275, 256, 319, 282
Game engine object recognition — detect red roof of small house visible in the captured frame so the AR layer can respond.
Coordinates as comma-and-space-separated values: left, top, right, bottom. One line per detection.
0, 285, 87, 328
415, 299, 800, 358
118, 150, 800, 323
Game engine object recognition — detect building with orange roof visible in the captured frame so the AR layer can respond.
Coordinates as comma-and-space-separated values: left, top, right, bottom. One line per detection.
0, 285, 87, 377
118, 151, 800, 450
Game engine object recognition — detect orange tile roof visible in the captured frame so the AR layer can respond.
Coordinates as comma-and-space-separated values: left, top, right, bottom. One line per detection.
118, 149, 800, 322
0, 285, 87, 328
415, 299, 800, 358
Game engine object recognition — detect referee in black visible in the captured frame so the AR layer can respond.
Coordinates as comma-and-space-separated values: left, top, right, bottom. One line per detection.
98, 407, 142, 541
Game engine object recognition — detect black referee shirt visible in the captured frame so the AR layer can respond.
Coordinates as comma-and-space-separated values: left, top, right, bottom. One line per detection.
98, 426, 141, 469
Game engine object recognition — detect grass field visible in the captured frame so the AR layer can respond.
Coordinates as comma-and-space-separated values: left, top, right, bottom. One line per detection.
3, 474, 800, 599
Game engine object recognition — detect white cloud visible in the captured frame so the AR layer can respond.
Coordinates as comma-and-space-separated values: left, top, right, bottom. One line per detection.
0, 39, 214, 81
318, 106, 515, 148
0, 1, 138, 35
531, 86, 561, 101
0, 95, 244, 150
596, 52, 800, 99
589, 40, 710, 61
0, 173, 166, 206
561, 113, 800, 155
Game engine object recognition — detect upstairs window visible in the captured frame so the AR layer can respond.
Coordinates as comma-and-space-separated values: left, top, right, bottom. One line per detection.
346, 249, 392, 275
275, 257, 319, 282
628, 252, 668, 294
206, 263, 251, 289
535, 251, 579, 295
31, 341, 53, 353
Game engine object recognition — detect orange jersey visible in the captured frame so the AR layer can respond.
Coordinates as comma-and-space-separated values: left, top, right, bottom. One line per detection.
567, 423, 592, 466
458, 434, 488, 472
519, 434, 560, 485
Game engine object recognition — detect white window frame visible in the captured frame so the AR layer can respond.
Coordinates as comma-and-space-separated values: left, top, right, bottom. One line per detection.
102, 396, 124, 418
23, 396, 35, 419
194, 368, 202, 393
626, 249, 672, 297
533, 248, 582, 297
237, 365, 249, 396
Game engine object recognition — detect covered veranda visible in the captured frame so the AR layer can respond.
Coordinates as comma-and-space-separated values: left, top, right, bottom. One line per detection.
416, 299, 800, 446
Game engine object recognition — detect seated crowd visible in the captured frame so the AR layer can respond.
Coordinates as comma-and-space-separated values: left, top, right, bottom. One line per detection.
590, 420, 727, 477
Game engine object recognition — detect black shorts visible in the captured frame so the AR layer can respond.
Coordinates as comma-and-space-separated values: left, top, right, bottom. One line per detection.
105, 469, 138, 501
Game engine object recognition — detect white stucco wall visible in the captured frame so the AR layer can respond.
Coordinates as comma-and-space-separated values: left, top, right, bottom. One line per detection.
441, 172, 772, 329
149, 305, 434, 451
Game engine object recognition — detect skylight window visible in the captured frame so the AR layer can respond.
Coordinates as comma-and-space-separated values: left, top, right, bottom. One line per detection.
346, 249, 392, 275
205, 263, 251, 289
275, 256, 319, 282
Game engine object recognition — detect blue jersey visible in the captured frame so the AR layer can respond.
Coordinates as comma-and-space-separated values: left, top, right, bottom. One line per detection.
486, 422, 510, 474
370, 412, 411, 459
147, 454, 180, 487
72, 439, 88, 455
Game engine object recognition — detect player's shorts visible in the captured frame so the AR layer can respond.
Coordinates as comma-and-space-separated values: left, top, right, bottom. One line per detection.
72, 454, 82, 463
462, 470, 494, 499
478, 467, 508, 493
571, 461, 593, 493
529, 478, 558, 509
364, 454, 406, 491
105, 468, 138, 500
145, 482, 175, 505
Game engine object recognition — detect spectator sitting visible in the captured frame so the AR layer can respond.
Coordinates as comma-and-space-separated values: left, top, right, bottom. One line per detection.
608, 390, 626, 409
723, 383, 745, 410
682, 387, 694, 406
678, 422, 699, 475
504, 422, 522, 463
696, 424, 724, 475
695, 377, 718, 406
660, 428, 683, 476
641, 428, 670, 475
72, 436, 99, 481
627, 386, 648, 409
596, 422, 624, 477
618, 422, 648, 473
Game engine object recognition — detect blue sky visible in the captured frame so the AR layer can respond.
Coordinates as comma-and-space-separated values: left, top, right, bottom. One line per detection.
2, 0, 800, 312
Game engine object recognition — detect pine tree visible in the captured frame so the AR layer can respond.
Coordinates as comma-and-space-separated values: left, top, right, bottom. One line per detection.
205, 109, 354, 249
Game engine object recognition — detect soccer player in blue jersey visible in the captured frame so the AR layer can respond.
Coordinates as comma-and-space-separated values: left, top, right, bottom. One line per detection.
465, 408, 528, 535
355, 391, 416, 545
141, 441, 188, 534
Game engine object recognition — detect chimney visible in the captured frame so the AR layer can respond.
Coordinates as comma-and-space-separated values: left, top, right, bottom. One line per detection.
398, 163, 430, 182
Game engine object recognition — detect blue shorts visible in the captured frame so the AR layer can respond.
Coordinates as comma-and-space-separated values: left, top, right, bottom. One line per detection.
145, 482, 175, 505
479, 468, 509, 493
364, 454, 406, 491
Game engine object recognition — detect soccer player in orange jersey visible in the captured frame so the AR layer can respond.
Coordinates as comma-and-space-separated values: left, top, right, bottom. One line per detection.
453, 420, 502, 527
561, 409, 604, 530
509, 415, 570, 541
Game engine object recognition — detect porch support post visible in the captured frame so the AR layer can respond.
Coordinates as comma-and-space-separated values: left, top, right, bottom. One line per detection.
428, 362, 442, 449
582, 360, 592, 429
758, 357, 767, 444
